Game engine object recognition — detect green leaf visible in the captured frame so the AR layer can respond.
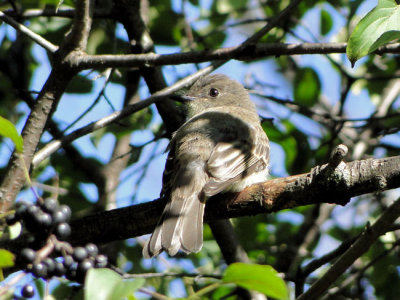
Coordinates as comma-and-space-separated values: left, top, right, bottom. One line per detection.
222, 263, 288, 299
34, 278, 45, 299
111, 278, 144, 300
380, 114, 400, 129
127, 146, 143, 165
149, 2, 181, 45
347, 0, 400, 66
294, 67, 320, 107
52, 281, 76, 300
85, 268, 120, 300
0, 116, 23, 153
320, 9, 333, 35
370, 30, 400, 53
211, 285, 236, 299
216, 0, 248, 14
262, 120, 299, 173
0, 249, 15, 268
85, 268, 144, 300
65, 75, 94, 94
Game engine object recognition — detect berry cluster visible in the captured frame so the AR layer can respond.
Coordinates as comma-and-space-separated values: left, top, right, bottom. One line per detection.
6, 198, 108, 298
7, 198, 71, 242
19, 242, 108, 282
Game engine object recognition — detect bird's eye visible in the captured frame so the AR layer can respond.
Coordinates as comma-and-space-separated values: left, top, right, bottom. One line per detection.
209, 88, 219, 97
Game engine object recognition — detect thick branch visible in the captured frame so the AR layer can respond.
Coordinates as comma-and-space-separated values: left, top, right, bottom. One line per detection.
62, 155, 400, 246
0, 0, 95, 211
61, 0, 94, 51
114, 0, 184, 135
73, 42, 400, 70
0, 67, 76, 212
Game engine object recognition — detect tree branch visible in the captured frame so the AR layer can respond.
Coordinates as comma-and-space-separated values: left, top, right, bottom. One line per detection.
114, 0, 185, 136
0, 11, 58, 53
3, 7, 111, 19
296, 195, 400, 300
31, 74, 205, 169
70, 42, 400, 70
45, 154, 400, 246
61, 0, 94, 51
0, 0, 95, 211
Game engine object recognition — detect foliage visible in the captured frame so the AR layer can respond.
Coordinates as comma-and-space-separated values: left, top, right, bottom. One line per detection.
347, 0, 400, 65
0, 0, 399, 299
222, 263, 288, 299
85, 268, 144, 300
0, 116, 23, 153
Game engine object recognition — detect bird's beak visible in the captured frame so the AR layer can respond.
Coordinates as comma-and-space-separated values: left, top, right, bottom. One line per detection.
170, 94, 196, 103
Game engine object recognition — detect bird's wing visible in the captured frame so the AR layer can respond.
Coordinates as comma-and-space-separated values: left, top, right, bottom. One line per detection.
203, 125, 269, 196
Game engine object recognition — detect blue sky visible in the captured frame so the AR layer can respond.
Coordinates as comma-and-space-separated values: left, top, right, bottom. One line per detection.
2, 0, 398, 207
1, 0, 400, 298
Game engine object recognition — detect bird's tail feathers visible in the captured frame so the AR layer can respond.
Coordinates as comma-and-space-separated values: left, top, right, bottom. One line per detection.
143, 164, 206, 258
180, 196, 205, 253
142, 194, 205, 258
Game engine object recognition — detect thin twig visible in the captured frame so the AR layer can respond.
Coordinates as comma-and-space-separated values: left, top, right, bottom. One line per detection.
0, 11, 58, 53
321, 239, 400, 300
137, 287, 171, 300
30, 69, 211, 168
123, 272, 221, 280
296, 196, 400, 300
62, 69, 113, 134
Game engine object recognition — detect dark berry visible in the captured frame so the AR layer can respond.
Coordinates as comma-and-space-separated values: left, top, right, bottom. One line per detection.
43, 258, 56, 275
76, 259, 93, 283
95, 254, 108, 268
66, 265, 77, 280
55, 223, 71, 240
85, 243, 98, 257
78, 258, 94, 274
25, 234, 36, 244
63, 255, 74, 268
36, 212, 52, 228
20, 248, 36, 264
5, 214, 19, 225
73, 247, 88, 262
59, 205, 71, 221
52, 209, 68, 224
41, 198, 58, 213
16, 200, 31, 207
15, 202, 31, 219
21, 284, 35, 298
32, 262, 47, 278
15, 205, 28, 218
54, 261, 66, 276
26, 205, 40, 217
15, 204, 32, 219
24, 206, 41, 231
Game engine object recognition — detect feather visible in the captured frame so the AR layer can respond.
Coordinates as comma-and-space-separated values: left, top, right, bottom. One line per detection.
143, 74, 270, 258
143, 157, 207, 257
204, 124, 269, 196
180, 196, 205, 253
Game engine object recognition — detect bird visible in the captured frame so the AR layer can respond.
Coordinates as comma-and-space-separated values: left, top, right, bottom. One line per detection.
142, 74, 270, 258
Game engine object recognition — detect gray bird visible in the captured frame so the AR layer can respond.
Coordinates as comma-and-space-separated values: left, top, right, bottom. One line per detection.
143, 74, 270, 258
